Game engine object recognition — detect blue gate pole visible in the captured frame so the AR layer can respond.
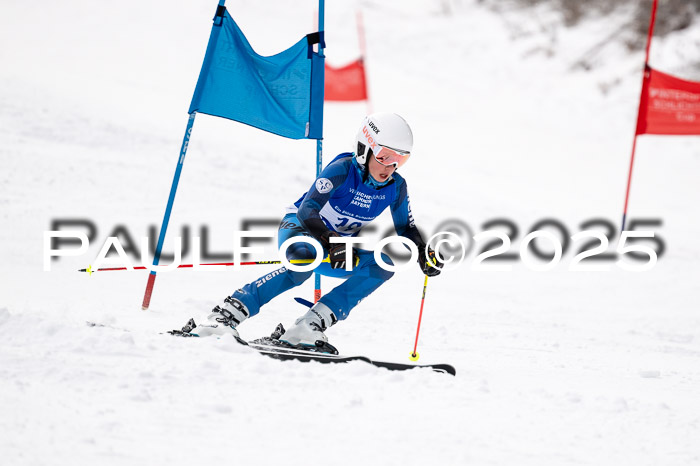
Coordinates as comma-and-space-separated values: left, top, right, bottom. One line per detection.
141, 0, 226, 310
142, 112, 197, 310
314, 0, 325, 303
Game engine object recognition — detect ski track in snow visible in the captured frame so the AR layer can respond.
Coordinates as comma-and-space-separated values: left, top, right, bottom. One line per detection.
1, 0, 699, 465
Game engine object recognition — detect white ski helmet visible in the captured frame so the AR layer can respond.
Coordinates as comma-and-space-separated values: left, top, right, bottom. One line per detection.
355, 113, 413, 169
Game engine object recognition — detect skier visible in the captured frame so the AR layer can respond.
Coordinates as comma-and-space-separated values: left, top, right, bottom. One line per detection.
187, 113, 443, 347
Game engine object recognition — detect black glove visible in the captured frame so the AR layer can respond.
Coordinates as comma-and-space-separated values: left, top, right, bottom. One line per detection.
418, 245, 443, 277
328, 243, 358, 270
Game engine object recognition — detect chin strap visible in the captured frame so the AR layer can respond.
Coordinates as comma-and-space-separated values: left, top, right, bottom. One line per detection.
362, 151, 371, 183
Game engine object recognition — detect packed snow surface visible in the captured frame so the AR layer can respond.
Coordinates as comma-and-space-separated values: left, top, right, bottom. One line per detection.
1, 0, 699, 464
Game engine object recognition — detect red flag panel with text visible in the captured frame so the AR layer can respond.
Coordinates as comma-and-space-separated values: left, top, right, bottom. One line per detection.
636, 66, 700, 135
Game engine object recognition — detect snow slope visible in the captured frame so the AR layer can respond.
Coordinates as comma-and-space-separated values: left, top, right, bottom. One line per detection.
1, 0, 699, 464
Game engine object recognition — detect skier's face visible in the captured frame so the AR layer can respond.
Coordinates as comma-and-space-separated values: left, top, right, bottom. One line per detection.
368, 152, 396, 182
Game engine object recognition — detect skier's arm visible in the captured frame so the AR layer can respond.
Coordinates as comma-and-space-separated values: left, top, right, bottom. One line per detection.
297, 160, 350, 250
390, 178, 426, 249
391, 178, 443, 277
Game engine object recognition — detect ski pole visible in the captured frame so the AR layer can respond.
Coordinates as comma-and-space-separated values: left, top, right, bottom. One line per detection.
78, 258, 321, 274
77, 255, 361, 274
410, 274, 429, 361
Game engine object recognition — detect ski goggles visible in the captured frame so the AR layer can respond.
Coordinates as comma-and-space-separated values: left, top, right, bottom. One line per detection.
373, 145, 411, 168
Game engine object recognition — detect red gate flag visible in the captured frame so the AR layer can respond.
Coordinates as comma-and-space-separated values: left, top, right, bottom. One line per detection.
636, 66, 700, 135
324, 59, 368, 101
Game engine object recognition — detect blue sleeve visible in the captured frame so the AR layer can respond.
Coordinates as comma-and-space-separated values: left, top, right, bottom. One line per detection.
390, 176, 426, 249
297, 157, 352, 249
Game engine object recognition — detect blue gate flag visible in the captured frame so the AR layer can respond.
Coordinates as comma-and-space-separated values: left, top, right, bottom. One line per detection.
189, 8, 325, 140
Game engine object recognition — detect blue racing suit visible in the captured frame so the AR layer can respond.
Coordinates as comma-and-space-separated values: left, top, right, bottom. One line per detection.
231, 153, 426, 320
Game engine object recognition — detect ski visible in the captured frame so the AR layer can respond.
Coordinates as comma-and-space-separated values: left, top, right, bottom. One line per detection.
242, 325, 456, 375
250, 343, 456, 375
89, 320, 456, 376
